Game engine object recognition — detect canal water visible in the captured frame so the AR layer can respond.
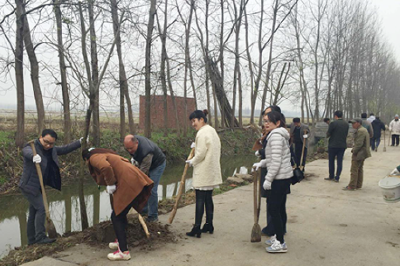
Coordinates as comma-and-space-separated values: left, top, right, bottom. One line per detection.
0, 155, 255, 258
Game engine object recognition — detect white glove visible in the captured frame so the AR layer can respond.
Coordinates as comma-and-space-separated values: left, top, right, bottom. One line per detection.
33, 154, 41, 164
186, 159, 193, 167
263, 180, 272, 190
190, 142, 195, 149
390, 168, 400, 175
106, 185, 116, 194
253, 162, 262, 171
303, 134, 308, 139
255, 151, 261, 157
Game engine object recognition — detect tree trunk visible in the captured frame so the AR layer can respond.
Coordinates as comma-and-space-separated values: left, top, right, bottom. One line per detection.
111, 0, 128, 140
144, 0, 157, 138
15, 0, 25, 148
22, 6, 45, 135
53, 0, 71, 144
89, 0, 100, 146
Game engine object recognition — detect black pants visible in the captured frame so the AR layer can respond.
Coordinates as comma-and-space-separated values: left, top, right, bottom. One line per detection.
392, 134, 399, 146
269, 179, 291, 244
292, 143, 307, 168
328, 147, 346, 180
22, 190, 46, 244
194, 190, 214, 226
111, 199, 136, 252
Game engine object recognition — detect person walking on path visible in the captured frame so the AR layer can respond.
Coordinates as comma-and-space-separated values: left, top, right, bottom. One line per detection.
185, 110, 222, 238
253, 111, 292, 253
123, 134, 166, 222
19, 129, 82, 245
289, 118, 310, 170
389, 115, 400, 146
361, 113, 374, 139
344, 119, 371, 191
325, 111, 349, 182
371, 117, 386, 152
82, 148, 154, 261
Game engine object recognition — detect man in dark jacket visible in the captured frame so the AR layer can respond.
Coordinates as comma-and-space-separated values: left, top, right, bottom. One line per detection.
123, 134, 166, 222
361, 113, 374, 139
325, 110, 349, 182
371, 117, 386, 152
290, 118, 310, 169
19, 129, 81, 245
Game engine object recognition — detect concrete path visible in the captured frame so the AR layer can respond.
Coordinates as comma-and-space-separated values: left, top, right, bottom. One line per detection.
23, 145, 400, 266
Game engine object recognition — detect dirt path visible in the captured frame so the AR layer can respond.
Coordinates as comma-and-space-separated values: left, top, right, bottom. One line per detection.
21, 145, 400, 266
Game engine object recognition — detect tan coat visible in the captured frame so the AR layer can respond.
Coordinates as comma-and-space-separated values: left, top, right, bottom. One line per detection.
88, 153, 154, 215
352, 127, 371, 161
191, 124, 222, 187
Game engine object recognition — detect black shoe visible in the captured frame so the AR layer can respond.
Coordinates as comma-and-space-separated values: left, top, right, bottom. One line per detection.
333, 179, 339, 182
36, 237, 56, 244
186, 225, 201, 238
201, 223, 214, 234
324, 177, 334, 181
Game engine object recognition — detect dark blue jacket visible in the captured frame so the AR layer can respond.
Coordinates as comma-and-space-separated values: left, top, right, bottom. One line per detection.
19, 139, 81, 196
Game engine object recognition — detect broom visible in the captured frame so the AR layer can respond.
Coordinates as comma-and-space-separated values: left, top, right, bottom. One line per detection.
29, 141, 58, 239
383, 130, 387, 152
251, 169, 261, 242
168, 147, 195, 224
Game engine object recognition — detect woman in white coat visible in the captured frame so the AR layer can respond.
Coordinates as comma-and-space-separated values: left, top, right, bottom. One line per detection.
253, 111, 292, 253
185, 110, 222, 238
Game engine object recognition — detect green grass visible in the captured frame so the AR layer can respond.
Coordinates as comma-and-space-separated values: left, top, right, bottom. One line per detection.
0, 131, 12, 143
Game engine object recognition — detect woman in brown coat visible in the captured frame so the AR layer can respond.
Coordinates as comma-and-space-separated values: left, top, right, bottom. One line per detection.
82, 148, 153, 261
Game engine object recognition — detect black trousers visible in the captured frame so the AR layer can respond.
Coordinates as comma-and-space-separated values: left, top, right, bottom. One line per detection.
111, 199, 136, 252
194, 190, 214, 226
292, 142, 307, 168
269, 179, 291, 244
392, 134, 399, 146
328, 147, 346, 180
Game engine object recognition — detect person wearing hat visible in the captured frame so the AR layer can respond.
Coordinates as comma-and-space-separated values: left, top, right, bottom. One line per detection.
389, 115, 400, 146
344, 119, 371, 190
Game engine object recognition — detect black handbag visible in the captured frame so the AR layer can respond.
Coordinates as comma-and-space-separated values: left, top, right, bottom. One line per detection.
291, 167, 304, 185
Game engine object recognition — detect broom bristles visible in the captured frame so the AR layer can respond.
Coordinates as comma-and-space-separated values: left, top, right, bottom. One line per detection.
251, 223, 262, 242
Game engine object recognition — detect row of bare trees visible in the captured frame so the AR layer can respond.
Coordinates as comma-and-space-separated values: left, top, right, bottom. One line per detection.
1, 0, 400, 148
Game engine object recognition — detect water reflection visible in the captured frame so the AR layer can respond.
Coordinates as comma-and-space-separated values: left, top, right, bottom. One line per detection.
0, 155, 255, 258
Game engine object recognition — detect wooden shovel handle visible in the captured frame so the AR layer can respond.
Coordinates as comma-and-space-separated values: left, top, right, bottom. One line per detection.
253, 170, 258, 224
168, 147, 195, 224
29, 141, 51, 219
138, 214, 150, 238
299, 129, 307, 171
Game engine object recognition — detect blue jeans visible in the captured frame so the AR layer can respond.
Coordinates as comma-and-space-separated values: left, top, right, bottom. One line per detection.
371, 138, 380, 150
143, 161, 166, 220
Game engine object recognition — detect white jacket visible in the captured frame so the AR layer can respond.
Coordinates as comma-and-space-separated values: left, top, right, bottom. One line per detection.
260, 127, 293, 182
191, 124, 223, 187
389, 119, 400, 134
367, 115, 375, 123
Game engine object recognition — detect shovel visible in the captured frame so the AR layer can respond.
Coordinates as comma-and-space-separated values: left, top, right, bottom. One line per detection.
29, 141, 58, 239
251, 169, 261, 242
383, 130, 387, 152
168, 147, 195, 224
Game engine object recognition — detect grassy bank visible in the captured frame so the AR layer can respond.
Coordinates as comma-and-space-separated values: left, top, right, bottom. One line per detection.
0, 127, 257, 194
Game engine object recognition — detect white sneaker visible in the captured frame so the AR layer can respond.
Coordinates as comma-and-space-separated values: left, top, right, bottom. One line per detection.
266, 240, 287, 253
265, 235, 277, 246
108, 239, 119, 250
107, 249, 131, 261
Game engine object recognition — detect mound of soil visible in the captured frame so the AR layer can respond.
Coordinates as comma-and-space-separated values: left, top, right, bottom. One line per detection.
0, 219, 177, 266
